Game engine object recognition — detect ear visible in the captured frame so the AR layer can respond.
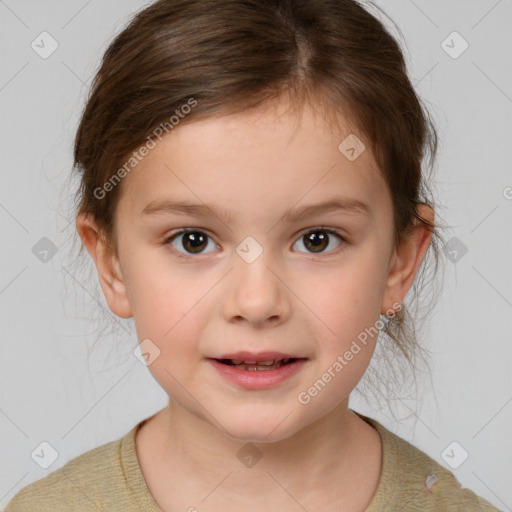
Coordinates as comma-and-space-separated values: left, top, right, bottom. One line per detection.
75, 213, 133, 319
381, 204, 434, 315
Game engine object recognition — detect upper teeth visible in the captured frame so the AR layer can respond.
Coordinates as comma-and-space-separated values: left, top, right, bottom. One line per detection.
230, 359, 291, 365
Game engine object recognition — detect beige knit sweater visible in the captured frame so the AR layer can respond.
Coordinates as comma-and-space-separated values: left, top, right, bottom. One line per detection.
4, 412, 503, 511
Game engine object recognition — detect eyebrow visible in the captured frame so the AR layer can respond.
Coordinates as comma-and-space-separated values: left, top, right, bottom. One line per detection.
141, 196, 372, 224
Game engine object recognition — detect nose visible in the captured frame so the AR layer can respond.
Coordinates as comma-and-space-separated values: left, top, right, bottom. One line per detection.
222, 247, 291, 327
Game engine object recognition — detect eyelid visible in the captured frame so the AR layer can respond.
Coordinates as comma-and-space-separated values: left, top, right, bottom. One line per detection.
296, 225, 345, 238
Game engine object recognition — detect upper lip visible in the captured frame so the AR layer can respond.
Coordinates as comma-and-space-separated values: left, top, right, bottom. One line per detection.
210, 351, 306, 362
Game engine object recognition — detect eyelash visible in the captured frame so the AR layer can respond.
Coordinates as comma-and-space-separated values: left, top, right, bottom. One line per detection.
163, 226, 346, 259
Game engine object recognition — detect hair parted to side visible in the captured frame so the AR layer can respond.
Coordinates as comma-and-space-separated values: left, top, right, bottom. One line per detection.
67, 0, 449, 420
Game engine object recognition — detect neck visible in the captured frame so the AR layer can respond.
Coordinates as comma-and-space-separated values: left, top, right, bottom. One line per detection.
139, 397, 380, 509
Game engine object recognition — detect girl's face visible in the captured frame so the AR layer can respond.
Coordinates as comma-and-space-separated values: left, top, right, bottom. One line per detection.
86, 98, 428, 442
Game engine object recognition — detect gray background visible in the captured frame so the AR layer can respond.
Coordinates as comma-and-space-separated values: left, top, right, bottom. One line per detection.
0, 0, 511, 510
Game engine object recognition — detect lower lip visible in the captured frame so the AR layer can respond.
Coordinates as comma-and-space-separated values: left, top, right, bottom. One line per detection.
207, 359, 307, 390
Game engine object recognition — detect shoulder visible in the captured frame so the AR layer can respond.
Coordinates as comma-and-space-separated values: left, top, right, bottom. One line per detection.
4, 425, 139, 512
356, 412, 503, 512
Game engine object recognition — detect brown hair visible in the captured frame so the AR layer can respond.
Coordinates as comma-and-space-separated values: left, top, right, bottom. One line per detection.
68, 0, 448, 418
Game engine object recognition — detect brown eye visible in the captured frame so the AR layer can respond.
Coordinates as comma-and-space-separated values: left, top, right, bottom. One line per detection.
167, 230, 217, 255
293, 228, 344, 254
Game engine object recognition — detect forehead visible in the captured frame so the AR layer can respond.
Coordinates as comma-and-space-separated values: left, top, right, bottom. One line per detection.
117, 99, 391, 222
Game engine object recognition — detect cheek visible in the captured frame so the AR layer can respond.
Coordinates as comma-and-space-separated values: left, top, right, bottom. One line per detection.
130, 266, 218, 346
124, 251, 192, 332
132, 288, 204, 393
304, 263, 384, 338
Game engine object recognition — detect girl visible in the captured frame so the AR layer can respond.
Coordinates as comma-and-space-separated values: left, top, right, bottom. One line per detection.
5, 0, 503, 510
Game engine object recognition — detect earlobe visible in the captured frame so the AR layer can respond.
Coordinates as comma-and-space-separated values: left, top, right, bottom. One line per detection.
75, 213, 133, 319
381, 205, 434, 315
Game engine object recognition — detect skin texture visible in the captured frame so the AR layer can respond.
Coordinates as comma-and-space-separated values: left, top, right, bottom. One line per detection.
77, 97, 434, 510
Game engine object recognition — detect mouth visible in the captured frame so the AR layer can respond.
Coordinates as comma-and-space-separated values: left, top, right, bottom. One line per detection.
207, 352, 308, 389
214, 358, 302, 371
